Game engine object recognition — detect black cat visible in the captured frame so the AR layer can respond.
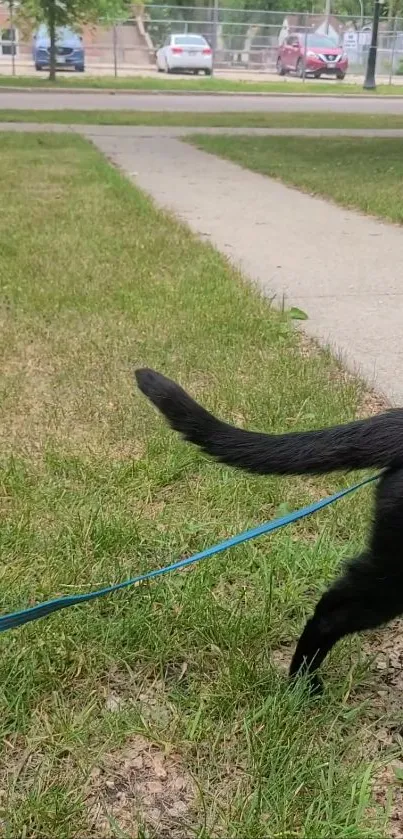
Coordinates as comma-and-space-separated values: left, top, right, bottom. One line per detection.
136, 368, 403, 691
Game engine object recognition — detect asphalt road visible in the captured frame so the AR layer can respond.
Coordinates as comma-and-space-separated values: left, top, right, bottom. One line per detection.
2, 90, 403, 113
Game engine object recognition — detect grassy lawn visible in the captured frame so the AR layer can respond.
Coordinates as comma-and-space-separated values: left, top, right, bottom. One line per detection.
190, 135, 403, 224
2, 109, 403, 129
0, 131, 394, 837
0, 73, 401, 95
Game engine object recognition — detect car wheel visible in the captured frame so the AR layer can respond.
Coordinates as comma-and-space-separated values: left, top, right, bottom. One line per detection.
75, 65, 85, 72
314, 72, 321, 79
166, 63, 174, 73
337, 72, 346, 80
204, 68, 212, 76
35, 63, 43, 71
276, 56, 286, 76
296, 58, 305, 78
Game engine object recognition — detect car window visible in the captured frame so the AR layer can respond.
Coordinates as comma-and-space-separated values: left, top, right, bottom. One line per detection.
287, 36, 299, 46
173, 35, 207, 46
306, 34, 339, 47
35, 24, 80, 42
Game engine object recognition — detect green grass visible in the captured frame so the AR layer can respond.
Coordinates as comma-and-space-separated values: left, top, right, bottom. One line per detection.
0, 131, 393, 837
3, 109, 403, 129
0, 72, 402, 94
190, 135, 403, 224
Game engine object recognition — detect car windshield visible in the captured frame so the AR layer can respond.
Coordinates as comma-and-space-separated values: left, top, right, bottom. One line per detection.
36, 24, 79, 41
306, 34, 339, 48
173, 35, 207, 46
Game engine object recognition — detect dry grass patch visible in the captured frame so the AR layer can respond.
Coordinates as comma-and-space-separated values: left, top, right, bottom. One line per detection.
87, 735, 197, 838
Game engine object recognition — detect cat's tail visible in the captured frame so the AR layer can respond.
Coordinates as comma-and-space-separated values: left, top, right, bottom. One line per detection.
135, 368, 399, 476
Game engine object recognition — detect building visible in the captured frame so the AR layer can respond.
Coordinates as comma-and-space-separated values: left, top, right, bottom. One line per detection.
0, 2, 153, 70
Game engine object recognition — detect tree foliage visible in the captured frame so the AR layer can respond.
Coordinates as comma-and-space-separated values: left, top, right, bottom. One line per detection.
18, 0, 131, 79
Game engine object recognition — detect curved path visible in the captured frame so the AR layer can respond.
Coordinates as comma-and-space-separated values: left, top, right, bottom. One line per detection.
2, 120, 403, 403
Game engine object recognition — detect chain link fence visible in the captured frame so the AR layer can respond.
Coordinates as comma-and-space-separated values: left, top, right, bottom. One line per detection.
0, 4, 402, 82
144, 5, 403, 80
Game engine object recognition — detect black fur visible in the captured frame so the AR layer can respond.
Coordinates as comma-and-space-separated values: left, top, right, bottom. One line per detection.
135, 368, 403, 689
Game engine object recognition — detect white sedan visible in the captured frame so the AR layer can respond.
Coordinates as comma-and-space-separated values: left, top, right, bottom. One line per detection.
156, 34, 213, 75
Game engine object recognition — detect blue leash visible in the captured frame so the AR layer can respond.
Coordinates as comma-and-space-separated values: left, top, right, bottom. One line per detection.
0, 474, 378, 634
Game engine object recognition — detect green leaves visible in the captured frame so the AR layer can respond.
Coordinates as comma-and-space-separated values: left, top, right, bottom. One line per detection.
17, 0, 131, 41
289, 307, 309, 321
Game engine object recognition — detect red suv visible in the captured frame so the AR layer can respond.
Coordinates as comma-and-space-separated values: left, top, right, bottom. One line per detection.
277, 33, 348, 80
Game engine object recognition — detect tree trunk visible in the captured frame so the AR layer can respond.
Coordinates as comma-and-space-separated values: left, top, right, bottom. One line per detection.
48, 0, 57, 82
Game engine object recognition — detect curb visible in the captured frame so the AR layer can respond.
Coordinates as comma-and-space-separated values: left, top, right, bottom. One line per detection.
0, 85, 402, 100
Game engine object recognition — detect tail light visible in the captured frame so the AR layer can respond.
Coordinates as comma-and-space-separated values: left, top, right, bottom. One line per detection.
171, 46, 183, 54
203, 48, 212, 54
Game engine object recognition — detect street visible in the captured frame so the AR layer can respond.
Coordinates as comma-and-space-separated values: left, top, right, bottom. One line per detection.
2, 90, 403, 113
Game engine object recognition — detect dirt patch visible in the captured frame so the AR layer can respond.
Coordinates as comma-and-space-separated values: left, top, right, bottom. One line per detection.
102, 672, 176, 730
271, 626, 403, 834
363, 620, 403, 703
359, 388, 390, 418
270, 645, 292, 675
373, 763, 403, 839
86, 735, 197, 838
355, 621, 403, 835
296, 328, 390, 418
296, 330, 322, 362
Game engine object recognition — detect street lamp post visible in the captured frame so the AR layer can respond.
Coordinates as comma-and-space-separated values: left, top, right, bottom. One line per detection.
324, 0, 331, 34
358, 0, 364, 28
211, 0, 218, 77
9, 0, 16, 77
363, 0, 384, 89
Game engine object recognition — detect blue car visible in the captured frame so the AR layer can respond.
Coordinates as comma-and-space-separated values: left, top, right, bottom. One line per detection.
33, 25, 85, 72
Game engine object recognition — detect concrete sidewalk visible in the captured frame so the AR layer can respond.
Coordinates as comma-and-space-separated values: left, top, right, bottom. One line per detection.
4, 122, 403, 403
3, 90, 403, 113
84, 125, 403, 405
3, 122, 403, 138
